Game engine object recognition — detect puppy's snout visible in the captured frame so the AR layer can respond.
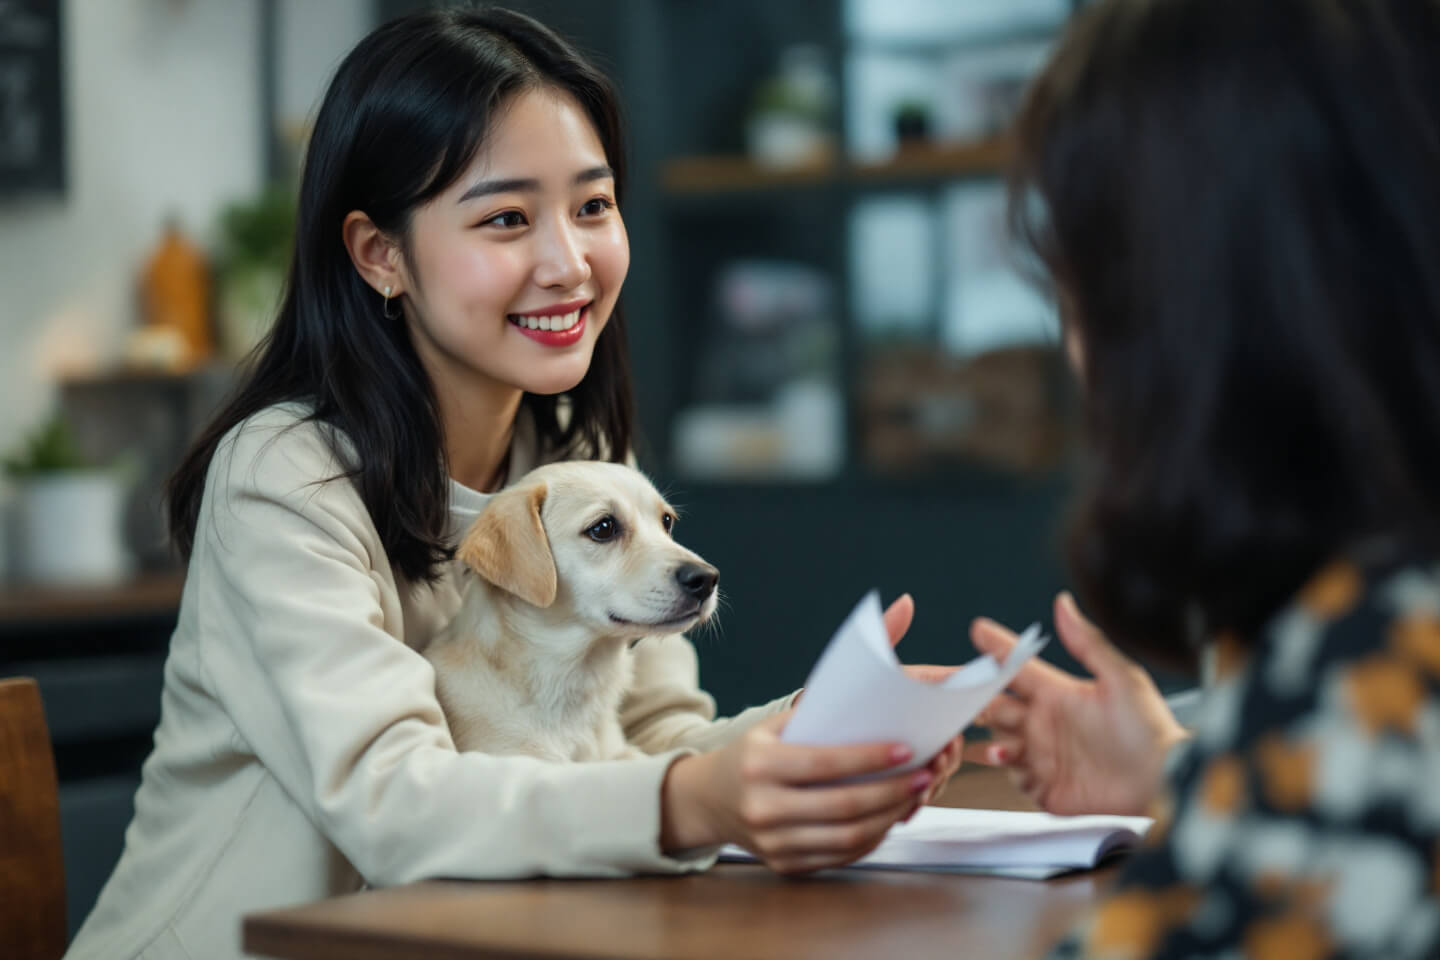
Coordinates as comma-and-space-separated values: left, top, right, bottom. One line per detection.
675, 562, 719, 600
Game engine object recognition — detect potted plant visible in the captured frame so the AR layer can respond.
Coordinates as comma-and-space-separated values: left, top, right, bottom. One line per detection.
3, 416, 133, 585
893, 99, 932, 146
215, 181, 297, 361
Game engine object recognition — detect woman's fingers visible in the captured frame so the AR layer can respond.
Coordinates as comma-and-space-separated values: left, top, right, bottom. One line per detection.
748, 738, 913, 786
755, 798, 913, 862
1054, 591, 1130, 682
884, 594, 915, 648
759, 768, 931, 827
904, 663, 960, 684
971, 618, 1051, 701
960, 735, 1024, 766
978, 692, 1027, 732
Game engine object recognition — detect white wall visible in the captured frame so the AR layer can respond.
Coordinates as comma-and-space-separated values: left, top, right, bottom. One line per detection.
277, 0, 375, 146
0, 0, 263, 451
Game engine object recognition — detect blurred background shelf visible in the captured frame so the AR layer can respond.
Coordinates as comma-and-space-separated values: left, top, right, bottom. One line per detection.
660, 138, 1012, 196
0, 573, 184, 630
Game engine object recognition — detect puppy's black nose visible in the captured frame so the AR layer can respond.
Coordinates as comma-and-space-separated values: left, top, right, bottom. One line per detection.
675, 562, 719, 599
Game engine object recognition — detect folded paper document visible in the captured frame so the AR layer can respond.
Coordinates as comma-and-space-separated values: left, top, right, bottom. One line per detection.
721, 806, 1154, 879
781, 591, 1047, 773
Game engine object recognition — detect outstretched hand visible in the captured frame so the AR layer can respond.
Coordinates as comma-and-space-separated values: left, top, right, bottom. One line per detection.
967, 592, 1188, 816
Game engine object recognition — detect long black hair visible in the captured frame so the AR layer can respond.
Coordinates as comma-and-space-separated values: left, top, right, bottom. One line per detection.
1011, 0, 1440, 663
169, 5, 634, 583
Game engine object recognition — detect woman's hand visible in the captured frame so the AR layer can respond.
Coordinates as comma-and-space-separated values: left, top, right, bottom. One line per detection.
799, 593, 966, 811
660, 712, 932, 874
968, 592, 1188, 816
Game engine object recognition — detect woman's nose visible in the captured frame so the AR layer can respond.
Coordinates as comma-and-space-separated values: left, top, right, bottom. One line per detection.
533, 219, 591, 290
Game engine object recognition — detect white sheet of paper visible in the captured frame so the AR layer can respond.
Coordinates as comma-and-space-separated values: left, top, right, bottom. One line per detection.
781, 591, 1046, 773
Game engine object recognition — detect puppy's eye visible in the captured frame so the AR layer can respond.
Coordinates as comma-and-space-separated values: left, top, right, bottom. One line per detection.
586, 516, 619, 543
661, 513, 675, 534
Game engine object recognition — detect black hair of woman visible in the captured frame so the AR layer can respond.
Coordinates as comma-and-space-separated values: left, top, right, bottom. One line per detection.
168, 5, 635, 583
1011, 0, 1440, 664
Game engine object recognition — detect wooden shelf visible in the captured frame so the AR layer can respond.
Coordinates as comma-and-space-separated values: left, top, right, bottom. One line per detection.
852, 137, 1014, 181
661, 138, 1012, 197
0, 572, 185, 627
661, 154, 835, 193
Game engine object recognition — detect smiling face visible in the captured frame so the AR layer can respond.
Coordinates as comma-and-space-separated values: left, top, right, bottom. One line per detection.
396, 86, 630, 401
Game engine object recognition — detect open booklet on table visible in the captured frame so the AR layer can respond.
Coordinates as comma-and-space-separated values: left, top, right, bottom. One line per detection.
730, 591, 1154, 877
720, 806, 1154, 879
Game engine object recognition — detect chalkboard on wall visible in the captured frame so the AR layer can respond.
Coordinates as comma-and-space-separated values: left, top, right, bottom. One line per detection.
0, 0, 63, 196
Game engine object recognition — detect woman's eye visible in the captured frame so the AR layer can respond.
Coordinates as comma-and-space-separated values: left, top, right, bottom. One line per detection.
586, 516, 619, 542
483, 210, 528, 228
579, 197, 614, 217
661, 513, 675, 534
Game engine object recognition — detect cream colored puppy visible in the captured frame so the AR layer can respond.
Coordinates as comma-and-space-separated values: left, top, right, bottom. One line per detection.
425, 461, 719, 762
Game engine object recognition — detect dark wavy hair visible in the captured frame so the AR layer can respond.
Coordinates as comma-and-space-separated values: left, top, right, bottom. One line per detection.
1011, 0, 1440, 663
168, 5, 634, 582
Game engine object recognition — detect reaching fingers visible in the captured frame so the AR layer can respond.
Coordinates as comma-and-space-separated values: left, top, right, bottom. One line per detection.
1054, 591, 1131, 682
971, 619, 1048, 702
978, 692, 1027, 732
884, 594, 916, 648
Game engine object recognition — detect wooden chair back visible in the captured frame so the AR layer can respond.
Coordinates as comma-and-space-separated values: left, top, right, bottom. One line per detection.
0, 677, 67, 960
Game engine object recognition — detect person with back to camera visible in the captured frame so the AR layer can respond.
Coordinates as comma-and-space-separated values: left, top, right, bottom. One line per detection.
62, 8, 964, 959
966, 0, 1440, 956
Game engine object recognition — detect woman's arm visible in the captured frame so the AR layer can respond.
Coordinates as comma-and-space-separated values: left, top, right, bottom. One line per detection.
194, 417, 713, 884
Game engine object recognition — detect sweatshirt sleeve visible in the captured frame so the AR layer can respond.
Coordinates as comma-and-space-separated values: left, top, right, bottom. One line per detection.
620, 633, 800, 755
190, 414, 714, 885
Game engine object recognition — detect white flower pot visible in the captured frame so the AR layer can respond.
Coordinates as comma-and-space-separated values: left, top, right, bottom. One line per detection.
13, 471, 133, 585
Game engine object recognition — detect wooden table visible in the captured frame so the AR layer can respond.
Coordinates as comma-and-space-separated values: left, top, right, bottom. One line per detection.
244, 768, 1114, 960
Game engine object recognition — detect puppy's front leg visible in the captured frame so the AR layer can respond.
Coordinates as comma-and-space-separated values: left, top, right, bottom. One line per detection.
597, 716, 645, 761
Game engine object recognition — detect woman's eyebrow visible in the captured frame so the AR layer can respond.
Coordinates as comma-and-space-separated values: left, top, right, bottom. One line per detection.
457, 166, 615, 204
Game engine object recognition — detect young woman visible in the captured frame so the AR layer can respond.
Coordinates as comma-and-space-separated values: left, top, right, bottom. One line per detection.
63, 9, 959, 959
970, 0, 1440, 956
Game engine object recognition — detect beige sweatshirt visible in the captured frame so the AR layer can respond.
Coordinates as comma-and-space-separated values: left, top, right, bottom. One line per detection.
64, 404, 793, 960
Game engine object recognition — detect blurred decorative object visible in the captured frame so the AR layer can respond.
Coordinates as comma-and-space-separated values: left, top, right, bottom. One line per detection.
746, 45, 836, 169
941, 182, 1058, 356
3, 416, 133, 585
131, 218, 213, 371
935, 43, 1045, 140
59, 367, 234, 573
845, 0, 1070, 43
673, 261, 844, 480
846, 38, 1051, 161
860, 345, 1067, 474
216, 182, 296, 361
0, 0, 65, 197
893, 99, 931, 145
850, 196, 935, 341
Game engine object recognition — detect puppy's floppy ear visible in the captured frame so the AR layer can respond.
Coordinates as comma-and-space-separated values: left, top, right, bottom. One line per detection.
456, 482, 558, 608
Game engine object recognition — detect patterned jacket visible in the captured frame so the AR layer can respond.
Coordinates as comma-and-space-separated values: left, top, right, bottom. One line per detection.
1052, 552, 1440, 959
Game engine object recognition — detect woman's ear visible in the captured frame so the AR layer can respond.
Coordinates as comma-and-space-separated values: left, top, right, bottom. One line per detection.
456, 483, 558, 608
341, 210, 406, 300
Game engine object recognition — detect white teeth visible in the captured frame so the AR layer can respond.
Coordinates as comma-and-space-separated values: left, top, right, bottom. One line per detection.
510, 307, 585, 332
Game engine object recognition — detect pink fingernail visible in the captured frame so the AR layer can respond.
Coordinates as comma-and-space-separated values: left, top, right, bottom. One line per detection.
990, 746, 1008, 764
910, 772, 933, 794
890, 745, 914, 765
